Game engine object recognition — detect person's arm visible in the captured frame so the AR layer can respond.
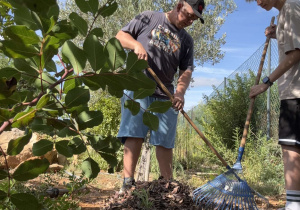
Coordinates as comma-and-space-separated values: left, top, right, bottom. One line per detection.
249, 49, 300, 98
173, 69, 192, 111
115, 30, 148, 60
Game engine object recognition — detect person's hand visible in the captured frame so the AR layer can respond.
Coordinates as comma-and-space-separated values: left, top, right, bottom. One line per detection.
172, 92, 184, 111
265, 24, 276, 39
134, 42, 148, 60
249, 83, 269, 98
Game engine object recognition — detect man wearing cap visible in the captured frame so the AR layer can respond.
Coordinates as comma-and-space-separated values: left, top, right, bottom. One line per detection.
115, 0, 205, 193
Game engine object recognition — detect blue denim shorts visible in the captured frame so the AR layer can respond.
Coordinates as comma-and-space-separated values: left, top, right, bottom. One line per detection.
117, 90, 179, 149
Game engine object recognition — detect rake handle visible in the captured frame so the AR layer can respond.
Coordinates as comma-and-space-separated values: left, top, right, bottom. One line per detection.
147, 67, 229, 168
239, 16, 275, 148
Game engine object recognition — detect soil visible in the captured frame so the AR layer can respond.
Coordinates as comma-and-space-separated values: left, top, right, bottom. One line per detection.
29, 170, 286, 209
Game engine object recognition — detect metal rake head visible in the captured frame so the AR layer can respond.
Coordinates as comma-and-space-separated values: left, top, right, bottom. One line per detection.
192, 169, 268, 210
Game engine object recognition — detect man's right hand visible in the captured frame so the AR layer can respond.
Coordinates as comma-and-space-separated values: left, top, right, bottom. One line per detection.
134, 42, 148, 60
265, 24, 276, 39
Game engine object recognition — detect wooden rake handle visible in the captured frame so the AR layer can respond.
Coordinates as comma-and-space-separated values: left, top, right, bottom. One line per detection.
147, 67, 229, 168
240, 16, 275, 148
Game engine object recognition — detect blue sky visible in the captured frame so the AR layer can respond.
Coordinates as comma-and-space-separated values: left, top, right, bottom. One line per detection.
184, 0, 279, 110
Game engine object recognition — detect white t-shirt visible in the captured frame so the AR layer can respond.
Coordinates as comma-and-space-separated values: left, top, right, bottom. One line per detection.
276, 0, 300, 100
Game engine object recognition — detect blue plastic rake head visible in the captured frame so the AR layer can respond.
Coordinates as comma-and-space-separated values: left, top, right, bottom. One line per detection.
192, 168, 268, 210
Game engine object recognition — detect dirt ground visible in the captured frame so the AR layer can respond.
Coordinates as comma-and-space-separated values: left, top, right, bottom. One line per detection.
71, 171, 286, 210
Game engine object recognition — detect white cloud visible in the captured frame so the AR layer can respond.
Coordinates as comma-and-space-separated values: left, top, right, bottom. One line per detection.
191, 76, 224, 87
194, 66, 233, 76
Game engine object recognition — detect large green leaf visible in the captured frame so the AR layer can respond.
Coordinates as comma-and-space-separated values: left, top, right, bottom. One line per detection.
133, 88, 155, 99
0, 190, 6, 200
104, 37, 126, 71
82, 73, 104, 91
13, 58, 39, 82
61, 41, 87, 75
143, 112, 159, 131
36, 94, 50, 110
99, 152, 118, 167
75, 0, 98, 15
90, 28, 103, 38
11, 107, 36, 128
14, 7, 38, 31
45, 60, 57, 73
55, 140, 73, 157
65, 87, 90, 108
41, 35, 60, 69
23, 0, 57, 13
125, 51, 148, 75
0, 40, 38, 58
11, 193, 41, 210
98, 1, 118, 17
13, 158, 49, 181
52, 20, 78, 40
0, 108, 12, 123
77, 110, 103, 130
33, 72, 56, 89
83, 35, 106, 71
147, 101, 172, 113
5, 25, 40, 44
124, 100, 140, 116
57, 126, 78, 137
32, 139, 53, 156
30, 118, 54, 134
47, 118, 67, 130
81, 158, 100, 179
0, 169, 8, 180
31, 12, 56, 34
68, 137, 86, 154
0, 67, 21, 81
63, 76, 82, 94
69, 12, 88, 36
7, 129, 32, 156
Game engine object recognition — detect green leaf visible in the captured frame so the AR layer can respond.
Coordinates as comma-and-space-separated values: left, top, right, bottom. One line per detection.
11, 107, 36, 128
14, 7, 38, 31
124, 100, 140, 116
61, 41, 87, 74
147, 101, 172, 113
47, 4, 59, 21
107, 87, 123, 98
0, 67, 21, 81
63, 76, 82, 94
77, 110, 103, 130
47, 118, 67, 130
11, 193, 41, 210
0, 169, 8, 180
52, 20, 78, 40
90, 28, 103, 38
98, 1, 118, 17
65, 87, 90, 108
75, 0, 98, 15
34, 72, 57, 89
32, 139, 53, 156
134, 88, 155, 99
0, 108, 12, 123
0, 40, 38, 58
13, 58, 39, 82
143, 112, 159, 131
45, 60, 57, 73
125, 51, 148, 75
0, 190, 6, 200
7, 129, 32, 156
30, 118, 54, 133
23, 0, 56, 13
31, 12, 56, 34
69, 12, 88, 36
5, 25, 40, 44
104, 37, 126, 71
83, 35, 106, 71
68, 137, 86, 154
81, 158, 100, 179
55, 140, 73, 157
36, 94, 50, 110
13, 158, 49, 181
82, 73, 104, 91
41, 35, 60, 69
99, 152, 118, 167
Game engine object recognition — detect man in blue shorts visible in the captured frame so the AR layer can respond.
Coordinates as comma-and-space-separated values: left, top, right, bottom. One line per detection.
248, 0, 300, 209
116, 0, 205, 192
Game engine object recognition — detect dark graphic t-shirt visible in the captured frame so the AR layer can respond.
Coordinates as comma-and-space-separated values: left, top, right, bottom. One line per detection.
121, 11, 194, 98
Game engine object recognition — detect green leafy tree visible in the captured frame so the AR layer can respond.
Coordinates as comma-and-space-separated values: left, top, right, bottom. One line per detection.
0, 0, 172, 208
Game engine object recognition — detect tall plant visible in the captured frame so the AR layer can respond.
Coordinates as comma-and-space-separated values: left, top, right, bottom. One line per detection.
0, 0, 172, 208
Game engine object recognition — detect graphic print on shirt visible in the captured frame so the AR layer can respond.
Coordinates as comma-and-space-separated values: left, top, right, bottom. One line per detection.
149, 24, 180, 54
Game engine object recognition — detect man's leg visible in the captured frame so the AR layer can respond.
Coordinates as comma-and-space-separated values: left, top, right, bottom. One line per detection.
282, 145, 300, 209
123, 137, 143, 178
156, 145, 173, 180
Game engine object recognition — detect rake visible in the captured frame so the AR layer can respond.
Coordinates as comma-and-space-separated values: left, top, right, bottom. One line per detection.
192, 16, 275, 209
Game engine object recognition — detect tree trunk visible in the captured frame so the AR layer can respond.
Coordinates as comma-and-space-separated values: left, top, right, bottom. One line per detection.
137, 133, 151, 181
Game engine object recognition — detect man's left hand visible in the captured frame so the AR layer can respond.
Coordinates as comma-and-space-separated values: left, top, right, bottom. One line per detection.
172, 92, 184, 111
